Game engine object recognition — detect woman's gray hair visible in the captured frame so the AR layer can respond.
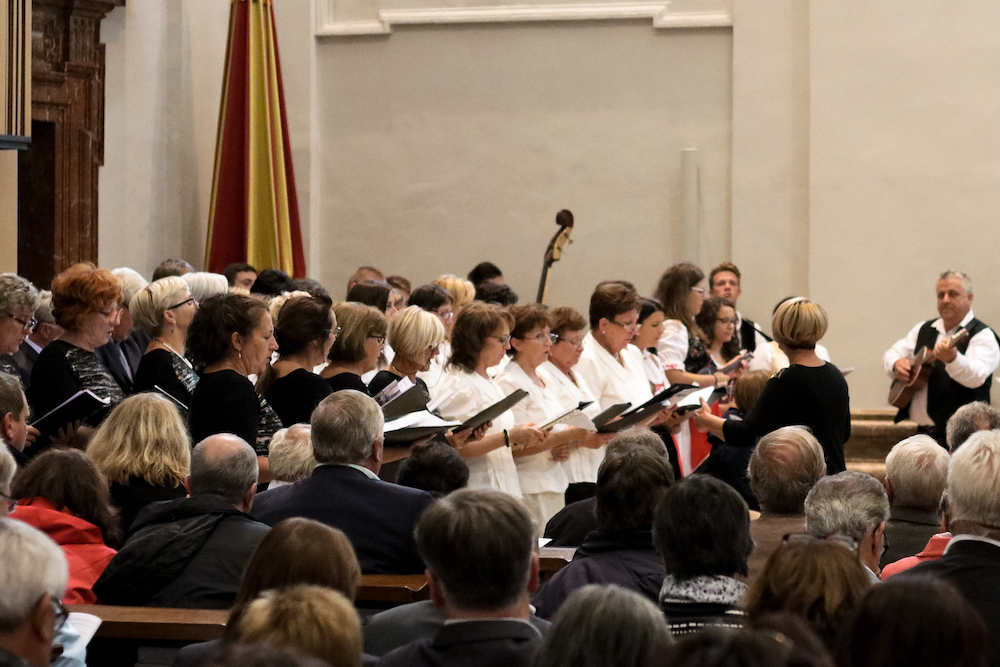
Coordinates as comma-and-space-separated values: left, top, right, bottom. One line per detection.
605, 427, 668, 460
804, 471, 889, 543
0, 520, 67, 630
946, 402, 1000, 452
948, 429, 1000, 527
268, 425, 318, 483
0, 273, 40, 316
748, 426, 826, 513
885, 435, 949, 512
531, 585, 673, 667
311, 391, 384, 465
34, 291, 55, 324
182, 272, 230, 303
111, 267, 149, 308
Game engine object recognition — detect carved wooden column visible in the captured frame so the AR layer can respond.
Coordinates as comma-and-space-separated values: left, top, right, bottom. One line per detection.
18, 0, 122, 289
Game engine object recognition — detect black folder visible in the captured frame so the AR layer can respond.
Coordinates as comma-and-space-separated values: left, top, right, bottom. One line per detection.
452, 389, 528, 433
30, 390, 110, 436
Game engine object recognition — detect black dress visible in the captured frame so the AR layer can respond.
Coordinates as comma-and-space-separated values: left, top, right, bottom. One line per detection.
133, 348, 199, 413
325, 372, 370, 395
189, 370, 281, 456
721, 363, 850, 474
265, 368, 332, 427
368, 370, 431, 402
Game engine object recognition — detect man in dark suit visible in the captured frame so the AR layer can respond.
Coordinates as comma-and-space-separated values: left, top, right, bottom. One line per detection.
902, 430, 1000, 667
379, 489, 543, 667
251, 390, 434, 574
881, 434, 949, 569
746, 426, 826, 583
95, 268, 151, 394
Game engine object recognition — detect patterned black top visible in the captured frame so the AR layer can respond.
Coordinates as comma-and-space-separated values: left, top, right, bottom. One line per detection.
28, 339, 126, 428
256, 394, 283, 455
134, 348, 200, 413
683, 333, 711, 375
189, 369, 282, 457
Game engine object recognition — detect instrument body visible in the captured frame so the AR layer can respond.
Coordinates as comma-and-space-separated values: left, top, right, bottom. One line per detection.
888, 328, 969, 409
536, 210, 575, 304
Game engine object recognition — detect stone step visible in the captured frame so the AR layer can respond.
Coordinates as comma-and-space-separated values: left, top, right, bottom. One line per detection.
844, 409, 918, 480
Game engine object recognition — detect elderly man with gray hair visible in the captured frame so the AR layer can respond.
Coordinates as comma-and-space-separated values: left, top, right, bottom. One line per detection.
881, 434, 949, 569
745, 426, 826, 583
267, 424, 317, 488
902, 430, 1000, 667
946, 401, 1000, 452
252, 390, 434, 574
804, 470, 890, 583
93, 434, 269, 608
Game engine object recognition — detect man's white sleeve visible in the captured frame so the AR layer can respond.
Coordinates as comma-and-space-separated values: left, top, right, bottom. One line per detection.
944, 328, 1000, 389
883, 322, 923, 378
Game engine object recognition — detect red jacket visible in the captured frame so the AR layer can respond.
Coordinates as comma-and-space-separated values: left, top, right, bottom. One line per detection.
9, 498, 117, 604
881, 532, 952, 580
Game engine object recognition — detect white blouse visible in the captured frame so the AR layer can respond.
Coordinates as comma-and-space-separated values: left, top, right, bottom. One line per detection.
418, 340, 452, 396
496, 360, 570, 495
656, 320, 691, 371
575, 334, 654, 412
537, 361, 604, 485
433, 368, 522, 498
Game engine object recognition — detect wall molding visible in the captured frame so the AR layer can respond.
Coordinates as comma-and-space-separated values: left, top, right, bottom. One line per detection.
316, 0, 731, 37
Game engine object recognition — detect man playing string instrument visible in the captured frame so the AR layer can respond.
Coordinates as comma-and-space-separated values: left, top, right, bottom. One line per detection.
883, 271, 1000, 447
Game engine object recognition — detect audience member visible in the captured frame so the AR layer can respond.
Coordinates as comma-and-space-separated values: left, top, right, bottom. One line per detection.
9, 448, 119, 602
804, 471, 889, 582
94, 434, 268, 608
666, 623, 832, 667
251, 269, 295, 298
152, 258, 194, 281
395, 441, 469, 496
223, 263, 258, 290
130, 276, 201, 411
654, 475, 753, 636
320, 302, 385, 395
187, 293, 282, 480
745, 426, 826, 583
257, 295, 335, 427
881, 492, 951, 578
0, 373, 30, 467
8, 289, 56, 389
252, 391, 433, 574
182, 272, 230, 304
267, 425, 317, 488
94, 266, 150, 394
205, 644, 328, 667
532, 448, 673, 619
378, 489, 544, 667
835, 578, 986, 667
531, 585, 672, 667
0, 520, 69, 667
468, 262, 504, 287
0, 442, 15, 510
346, 266, 384, 295
900, 429, 1000, 667
475, 281, 519, 306
86, 393, 190, 531
881, 434, 949, 568
744, 537, 871, 649
238, 586, 363, 667
945, 401, 1000, 452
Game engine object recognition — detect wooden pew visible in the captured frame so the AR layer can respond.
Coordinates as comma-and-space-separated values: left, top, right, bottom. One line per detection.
65, 605, 228, 642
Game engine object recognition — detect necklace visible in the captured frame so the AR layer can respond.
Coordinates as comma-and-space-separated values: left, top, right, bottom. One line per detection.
156, 339, 193, 369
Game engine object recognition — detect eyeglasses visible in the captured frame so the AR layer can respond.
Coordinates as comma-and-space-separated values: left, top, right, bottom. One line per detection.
492, 333, 512, 345
166, 297, 198, 310
607, 319, 639, 331
368, 335, 386, 346
325, 326, 342, 340
100, 307, 123, 321
690, 287, 706, 295
7, 313, 36, 333
522, 332, 558, 343
555, 335, 585, 349
0, 490, 16, 514
50, 596, 68, 630
716, 318, 737, 325
437, 310, 455, 321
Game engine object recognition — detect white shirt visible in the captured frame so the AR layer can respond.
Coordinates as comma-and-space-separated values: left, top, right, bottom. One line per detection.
736, 312, 774, 373
496, 360, 570, 495
537, 361, 604, 485
418, 340, 451, 395
641, 349, 669, 394
882, 310, 1000, 426
656, 320, 691, 371
434, 368, 522, 497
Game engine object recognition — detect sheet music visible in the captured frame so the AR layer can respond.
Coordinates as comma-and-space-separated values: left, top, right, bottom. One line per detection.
67, 612, 102, 646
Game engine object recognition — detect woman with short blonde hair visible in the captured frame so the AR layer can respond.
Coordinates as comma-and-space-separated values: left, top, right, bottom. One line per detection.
131, 276, 200, 410
368, 306, 444, 398
772, 297, 829, 350
431, 274, 475, 310
321, 302, 386, 395
87, 393, 191, 530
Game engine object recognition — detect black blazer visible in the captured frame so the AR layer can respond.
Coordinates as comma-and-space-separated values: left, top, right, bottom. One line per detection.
95, 329, 150, 394
250, 465, 434, 574
8, 340, 38, 388
378, 619, 542, 667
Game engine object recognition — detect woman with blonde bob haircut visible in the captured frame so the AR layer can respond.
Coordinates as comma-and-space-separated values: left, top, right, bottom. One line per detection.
131, 276, 200, 410
432, 274, 476, 310
321, 302, 386, 395
694, 295, 850, 474
87, 393, 190, 531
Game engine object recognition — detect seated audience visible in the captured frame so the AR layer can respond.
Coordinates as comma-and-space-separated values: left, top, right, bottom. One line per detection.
468, 261, 504, 287
173, 517, 362, 667
320, 302, 385, 395
94, 267, 150, 394
0, 373, 31, 467
130, 276, 201, 411
946, 401, 1000, 452
30, 263, 127, 443
881, 492, 951, 578
653, 475, 753, 636
188, 293, 281, 481
267, 425, 317, 489
237, 586, 363, 667
152, 258, 194, 280
395, 441, 469, 496
804, 471, 889, 583
743, 537, 871, 649
835, 578, 986, 667
9, 448, 120, 602
252, 391, 433, 574
346, 266, 384, 295
475, 281, 518, 306
0, 441, 15, 509
378, 489, 544, 667
881, 434, 949, 569
9, 289, 59, 390
205, 644, 328, 667
0, 274, 41, 376
250, 269, 295, 298
0, 519, 69, 667
900, 429, 1000, 667
86, 393, 190, 531
94, 434, 269, 608
666, 622, 832, 667
745, 426, 826, 583
531, 585, 672, 667
434, 302, 546, 498
532, 448, 674, 619
223, 263, 258, 290
183, 272, 230, 303
257, 295, 335, 427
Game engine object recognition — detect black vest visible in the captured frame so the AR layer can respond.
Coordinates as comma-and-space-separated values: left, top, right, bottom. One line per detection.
738, 318, 771, 353
897, 317, 997, 428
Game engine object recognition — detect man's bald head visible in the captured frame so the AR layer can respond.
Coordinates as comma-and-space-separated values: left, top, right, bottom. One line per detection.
190, 434, 259, 505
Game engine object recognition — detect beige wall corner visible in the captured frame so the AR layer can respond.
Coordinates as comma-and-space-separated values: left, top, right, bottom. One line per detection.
0, 152, 17, 272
